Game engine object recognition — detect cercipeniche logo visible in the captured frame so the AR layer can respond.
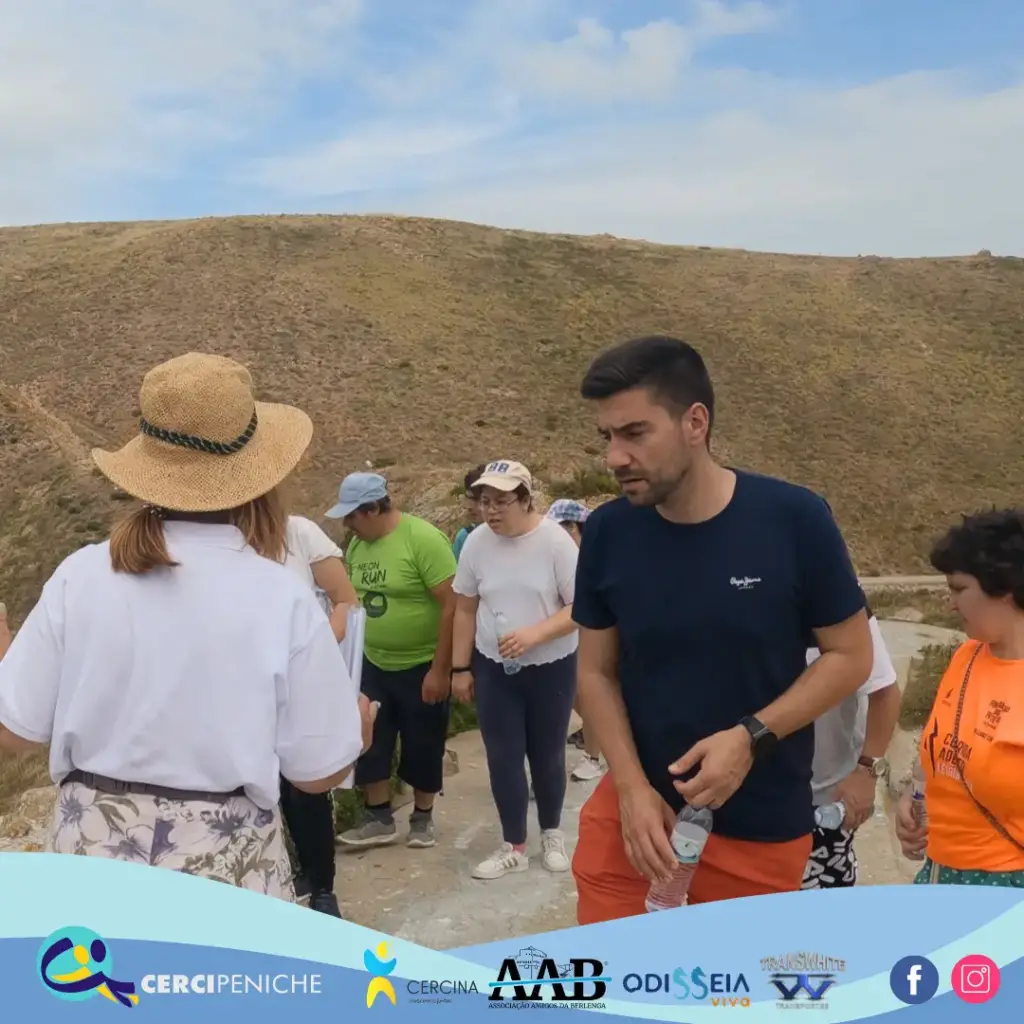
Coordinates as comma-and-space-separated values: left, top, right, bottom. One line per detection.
38, 927, 139, 1008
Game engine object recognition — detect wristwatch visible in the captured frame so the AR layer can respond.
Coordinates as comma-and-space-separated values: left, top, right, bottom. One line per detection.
739, 715, 778, 759
857, 755, 889, 778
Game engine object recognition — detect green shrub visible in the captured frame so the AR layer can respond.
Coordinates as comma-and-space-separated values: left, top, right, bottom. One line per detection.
330, 699, 480, 833
546, 464, 617, 499
900, 641, 960, 728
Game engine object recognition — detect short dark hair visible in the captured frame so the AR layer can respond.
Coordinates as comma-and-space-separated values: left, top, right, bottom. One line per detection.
580, 335, 715, 436
356, 496, 392, 516
464, 464, 486, 494
930, 508, 1024, 610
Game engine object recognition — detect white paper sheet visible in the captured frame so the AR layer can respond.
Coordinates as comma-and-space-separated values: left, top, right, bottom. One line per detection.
335, 606, 366, 791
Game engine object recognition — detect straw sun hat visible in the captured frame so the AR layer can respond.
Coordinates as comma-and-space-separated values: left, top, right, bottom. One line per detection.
92, 352, 313, 513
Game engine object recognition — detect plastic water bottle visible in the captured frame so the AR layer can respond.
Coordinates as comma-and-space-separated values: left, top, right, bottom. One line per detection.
494, 612, 521, 675
645, 805, 714, 912
814, 801, 846, 831
908, 758, 927, 860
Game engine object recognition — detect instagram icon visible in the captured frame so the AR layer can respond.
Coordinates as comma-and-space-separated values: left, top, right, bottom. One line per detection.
951, 955, 1000, 1004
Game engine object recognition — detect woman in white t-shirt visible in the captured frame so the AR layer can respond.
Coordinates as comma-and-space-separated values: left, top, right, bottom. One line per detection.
283, 515, 357, 639
451, 460, 579, 881
278, 514, 358, 916
0, 353, 374, 899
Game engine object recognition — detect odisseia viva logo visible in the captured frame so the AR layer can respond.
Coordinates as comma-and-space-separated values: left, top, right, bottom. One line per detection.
365, 942, 398, 1007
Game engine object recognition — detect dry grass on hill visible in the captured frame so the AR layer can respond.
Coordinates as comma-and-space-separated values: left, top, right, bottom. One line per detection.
1, 215, 1022, 627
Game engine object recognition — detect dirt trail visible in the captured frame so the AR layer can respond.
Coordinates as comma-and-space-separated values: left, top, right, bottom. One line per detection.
0, 382, 92, 471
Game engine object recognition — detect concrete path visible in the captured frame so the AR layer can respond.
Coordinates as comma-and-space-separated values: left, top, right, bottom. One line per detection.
335, 722, 593, 947
333, 618, 964, 947
876, 619, 963, 680
859, 575, 945, 589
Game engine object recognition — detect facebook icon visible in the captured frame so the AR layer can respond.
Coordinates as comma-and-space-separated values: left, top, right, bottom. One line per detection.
890, 956, 940, 1004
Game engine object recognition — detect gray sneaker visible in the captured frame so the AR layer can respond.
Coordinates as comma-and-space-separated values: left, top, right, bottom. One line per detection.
407, 815, 436, 848
336, 817, 398, 848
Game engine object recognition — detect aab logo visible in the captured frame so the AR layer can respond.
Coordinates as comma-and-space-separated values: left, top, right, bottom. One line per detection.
364, 942, 398, 1008
488, 946, 609, 1008
38, 927, 139, 1008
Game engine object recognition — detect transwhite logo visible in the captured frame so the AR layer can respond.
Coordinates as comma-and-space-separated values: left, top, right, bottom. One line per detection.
730, 576, 762, 591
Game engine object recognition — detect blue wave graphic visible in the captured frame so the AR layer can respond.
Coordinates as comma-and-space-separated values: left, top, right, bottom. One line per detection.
0, 852, 1020, 1022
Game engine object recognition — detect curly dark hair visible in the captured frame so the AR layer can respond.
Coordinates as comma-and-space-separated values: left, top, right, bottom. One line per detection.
929, 508, 1024, 610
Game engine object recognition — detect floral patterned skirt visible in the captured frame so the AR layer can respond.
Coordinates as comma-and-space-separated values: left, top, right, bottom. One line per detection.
913, 857, 1024, 888
48, 781, 296, 900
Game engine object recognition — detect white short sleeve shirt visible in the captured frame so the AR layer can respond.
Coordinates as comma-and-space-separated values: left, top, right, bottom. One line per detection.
807, 614, 899, 804
283, 515, 346, 615
452, 517, 579, 666
0, 521, 363, 809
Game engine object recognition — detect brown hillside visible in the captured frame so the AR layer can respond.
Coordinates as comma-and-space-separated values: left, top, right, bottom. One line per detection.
1, 214, 1023, 624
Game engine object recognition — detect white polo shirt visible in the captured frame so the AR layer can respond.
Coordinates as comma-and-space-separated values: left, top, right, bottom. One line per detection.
0, 521, 362, 810
807, 614, 899, 805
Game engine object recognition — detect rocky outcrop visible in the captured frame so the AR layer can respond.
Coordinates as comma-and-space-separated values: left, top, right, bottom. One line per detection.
0, 785, 56, 852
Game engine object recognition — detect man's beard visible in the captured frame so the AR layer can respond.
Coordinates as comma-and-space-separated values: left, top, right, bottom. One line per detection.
617, 470, 685, 507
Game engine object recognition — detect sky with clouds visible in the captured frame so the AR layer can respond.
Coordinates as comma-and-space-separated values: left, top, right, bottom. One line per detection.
2, 0, 1022, 255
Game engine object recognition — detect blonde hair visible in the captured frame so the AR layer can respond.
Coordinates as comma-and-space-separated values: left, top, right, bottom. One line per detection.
110, 488, 288, 574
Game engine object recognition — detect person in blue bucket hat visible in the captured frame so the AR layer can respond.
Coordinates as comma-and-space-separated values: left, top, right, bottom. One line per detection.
546, 499, 605, 783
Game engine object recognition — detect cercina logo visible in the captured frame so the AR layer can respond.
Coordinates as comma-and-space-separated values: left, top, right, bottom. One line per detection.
622, 967, 751, 1007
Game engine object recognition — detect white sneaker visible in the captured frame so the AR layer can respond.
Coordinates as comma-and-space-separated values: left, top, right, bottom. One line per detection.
540, 829, 570, 873
472, 843, 529, 880
570, 754, 605, 782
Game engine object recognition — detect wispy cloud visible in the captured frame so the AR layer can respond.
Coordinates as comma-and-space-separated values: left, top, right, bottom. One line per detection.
501, 2, 779, 103
0, 0, 364, 217
0, 0, 1021, 256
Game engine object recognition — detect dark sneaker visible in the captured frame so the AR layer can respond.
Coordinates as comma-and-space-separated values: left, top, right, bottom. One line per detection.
292, 872, 312, 905
336, 817, 398, 848
407, 815, 436, 848
310, 890, 342, 917
567, 728, 585, 749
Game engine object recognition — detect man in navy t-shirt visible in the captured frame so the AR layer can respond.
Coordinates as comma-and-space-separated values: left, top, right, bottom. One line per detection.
570, 335, 873, 923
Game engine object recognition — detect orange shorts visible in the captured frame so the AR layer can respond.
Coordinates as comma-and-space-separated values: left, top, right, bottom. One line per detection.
573, 774, 813, 925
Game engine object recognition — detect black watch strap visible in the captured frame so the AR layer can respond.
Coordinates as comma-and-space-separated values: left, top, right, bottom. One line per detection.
451, 666, 472, 675
739, 715, 777, 758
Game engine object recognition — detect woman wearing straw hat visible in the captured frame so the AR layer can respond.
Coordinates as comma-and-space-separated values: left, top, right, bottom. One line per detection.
0, 352, 374, 899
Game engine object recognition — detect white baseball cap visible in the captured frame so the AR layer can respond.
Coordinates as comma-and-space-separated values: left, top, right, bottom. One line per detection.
473, 460, 533, 493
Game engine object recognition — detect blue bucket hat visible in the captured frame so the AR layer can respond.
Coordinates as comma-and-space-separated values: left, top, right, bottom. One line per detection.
546, 499, 590, 524
325, 472, 389, 519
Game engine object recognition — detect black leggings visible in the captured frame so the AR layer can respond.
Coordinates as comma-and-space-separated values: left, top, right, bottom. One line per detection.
473, 651, 576, 846
279, 778, 335, 893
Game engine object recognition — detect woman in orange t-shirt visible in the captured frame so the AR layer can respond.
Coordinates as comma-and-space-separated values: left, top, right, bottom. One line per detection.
895, 509, 1024, 886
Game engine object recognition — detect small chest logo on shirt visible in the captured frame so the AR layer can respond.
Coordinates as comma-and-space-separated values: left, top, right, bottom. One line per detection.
730, 575, 762, 591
